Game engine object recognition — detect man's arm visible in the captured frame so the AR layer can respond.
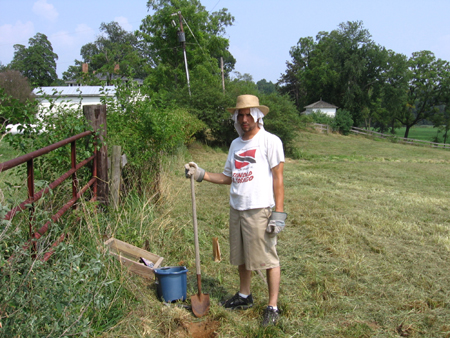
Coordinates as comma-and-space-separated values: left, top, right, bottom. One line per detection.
272, 162, 284, 212
204, 172, 232, 185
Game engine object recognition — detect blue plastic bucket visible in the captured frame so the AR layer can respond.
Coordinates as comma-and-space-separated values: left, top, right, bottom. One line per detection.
154, 266, 188, 302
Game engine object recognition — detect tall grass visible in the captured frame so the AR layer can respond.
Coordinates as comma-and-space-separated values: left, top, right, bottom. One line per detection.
2, 130, 450, 337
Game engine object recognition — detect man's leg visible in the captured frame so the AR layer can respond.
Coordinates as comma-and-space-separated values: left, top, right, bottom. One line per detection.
239, 264, 252, 295
266, 266, 280, 307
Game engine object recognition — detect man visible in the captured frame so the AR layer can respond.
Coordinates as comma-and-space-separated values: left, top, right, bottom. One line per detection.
185, 94, 286, 327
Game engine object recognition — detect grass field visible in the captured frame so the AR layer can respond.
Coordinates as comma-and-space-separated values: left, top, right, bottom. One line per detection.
2, 129, 450, 337
95, 129, 449, 337
394, 125, 444, 143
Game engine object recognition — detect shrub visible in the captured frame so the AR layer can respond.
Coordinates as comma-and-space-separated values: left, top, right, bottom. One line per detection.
333, 109, 354, 135
104, 81, 206, 190
308, 110, 334, 125
260, 92, 301, 155
0, 201, 131, 337
0, 70, 38, 126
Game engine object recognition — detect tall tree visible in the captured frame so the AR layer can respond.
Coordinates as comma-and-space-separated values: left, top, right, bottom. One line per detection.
279, 21, 388, 125
137, 0, 235, 93
63, 22, 146, 85
374, 51, 409, 133
396, 51, 450, 138
9, 33, 58, 87
257, 79, 276, 94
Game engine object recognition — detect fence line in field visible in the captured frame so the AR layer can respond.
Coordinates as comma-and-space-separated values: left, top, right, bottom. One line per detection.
311, 123, 450, 150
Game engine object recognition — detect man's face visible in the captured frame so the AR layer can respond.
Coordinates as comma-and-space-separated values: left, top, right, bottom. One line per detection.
237, 108, 258, 133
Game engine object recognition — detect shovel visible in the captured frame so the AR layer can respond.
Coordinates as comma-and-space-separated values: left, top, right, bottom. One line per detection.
190, 174, 210, 317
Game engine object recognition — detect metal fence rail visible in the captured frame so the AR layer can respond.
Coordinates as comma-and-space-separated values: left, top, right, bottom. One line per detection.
0, 130, 98, 261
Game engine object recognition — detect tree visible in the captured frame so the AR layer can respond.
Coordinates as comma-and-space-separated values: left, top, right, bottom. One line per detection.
374, 51, 409, 133
0, 70, 37, 125
9, 33, 58, 87
257, 79, 276, 94
279, 21, 388, 125
396, 51, 450, 138
137, 0, 235, 93
63, 22, 147, 85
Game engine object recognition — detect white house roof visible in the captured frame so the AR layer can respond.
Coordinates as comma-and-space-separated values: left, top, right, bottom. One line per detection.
33, 86, 116, 97
304, 100, 338, 109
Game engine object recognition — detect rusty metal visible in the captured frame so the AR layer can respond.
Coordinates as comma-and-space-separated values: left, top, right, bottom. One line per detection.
33, 177, 97, 240
4, 155, 95, 221
0, 130, 92, 172
93, 136, 98, 200
71, 140, 78, 208
27, 159, 35, 242
1, 130, 98, 260
42, 234, 65, 262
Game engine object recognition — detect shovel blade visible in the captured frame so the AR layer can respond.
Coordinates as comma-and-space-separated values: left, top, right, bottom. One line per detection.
191, 293, 210, 318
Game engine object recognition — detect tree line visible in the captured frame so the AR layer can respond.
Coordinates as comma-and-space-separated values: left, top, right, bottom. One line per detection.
278, 21, 450, 140
1, 0, 449, 144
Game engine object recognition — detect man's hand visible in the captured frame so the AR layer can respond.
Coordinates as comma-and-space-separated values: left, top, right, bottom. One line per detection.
266, 211, 287, 234
184, 162, 205, 182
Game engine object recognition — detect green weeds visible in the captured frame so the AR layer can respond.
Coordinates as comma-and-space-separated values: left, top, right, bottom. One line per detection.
2, 130, 450, 337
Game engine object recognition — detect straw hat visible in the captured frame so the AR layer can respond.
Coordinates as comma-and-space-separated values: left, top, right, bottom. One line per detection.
226, 95, 269, 115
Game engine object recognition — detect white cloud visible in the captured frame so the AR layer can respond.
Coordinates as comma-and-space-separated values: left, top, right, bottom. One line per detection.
51, 24, 95, 48
33, 0, 59, 22
0, 21, 35, 64
114, 17, 133, 32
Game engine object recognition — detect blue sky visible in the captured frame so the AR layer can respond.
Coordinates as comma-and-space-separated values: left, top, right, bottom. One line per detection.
1, 0, 450, 83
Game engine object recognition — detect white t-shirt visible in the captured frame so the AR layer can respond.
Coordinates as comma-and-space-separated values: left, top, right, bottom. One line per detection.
223, 128, 285, 210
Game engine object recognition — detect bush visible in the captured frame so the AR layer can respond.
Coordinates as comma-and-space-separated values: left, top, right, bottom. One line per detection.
260, 92, 301, 155
308, 110, 334, 125
105, 81, 206, 190
5, 88, 93, 185
0, 204, 130, 337
333, 109, 354, 135
0, 70, 38, 126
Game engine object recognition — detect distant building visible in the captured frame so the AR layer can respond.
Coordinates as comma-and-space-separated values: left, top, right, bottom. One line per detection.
32, 86, 116, 108
7, 86, 116, 134
303, 99, 338, 117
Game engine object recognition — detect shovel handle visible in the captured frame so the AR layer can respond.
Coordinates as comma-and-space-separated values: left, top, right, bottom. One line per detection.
191, 175, 201, 276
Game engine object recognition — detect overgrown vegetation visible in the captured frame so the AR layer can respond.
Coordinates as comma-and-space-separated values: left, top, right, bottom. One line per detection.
2, 127, 449, 337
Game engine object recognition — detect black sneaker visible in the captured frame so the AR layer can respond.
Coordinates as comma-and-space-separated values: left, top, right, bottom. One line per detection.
221, 292, 254, 310
261, 306, 280, 327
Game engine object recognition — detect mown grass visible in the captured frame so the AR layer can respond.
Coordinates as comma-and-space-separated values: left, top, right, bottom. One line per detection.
394, 125, 445, 143
2, 129, 450, 337
98, 129, 450, 337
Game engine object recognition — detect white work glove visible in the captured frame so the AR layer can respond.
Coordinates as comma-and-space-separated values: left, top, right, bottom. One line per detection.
266, 211, 287, 234
184, 162, 205, 182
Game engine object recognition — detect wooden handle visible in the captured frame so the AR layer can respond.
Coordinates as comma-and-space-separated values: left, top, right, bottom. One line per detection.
191, 175, 201, 275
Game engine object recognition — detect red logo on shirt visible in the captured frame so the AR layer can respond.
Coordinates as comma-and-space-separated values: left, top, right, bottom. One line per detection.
234, 149, 256, 169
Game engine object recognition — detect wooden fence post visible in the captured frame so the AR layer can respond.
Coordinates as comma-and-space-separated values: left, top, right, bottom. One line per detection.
83, 104, 109, 205
111, 145, 121, 210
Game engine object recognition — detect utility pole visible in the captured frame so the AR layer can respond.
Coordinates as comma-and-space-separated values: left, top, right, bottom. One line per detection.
173, 11, 191, 97
221, 57, 225, 94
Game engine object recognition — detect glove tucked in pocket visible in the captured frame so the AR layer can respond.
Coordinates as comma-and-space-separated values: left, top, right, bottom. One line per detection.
266, 211, 287, 234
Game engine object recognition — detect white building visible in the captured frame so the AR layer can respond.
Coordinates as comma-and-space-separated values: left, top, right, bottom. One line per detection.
33, 86, 116, 108
303, 99, 338, 117
7, 86, 116, 134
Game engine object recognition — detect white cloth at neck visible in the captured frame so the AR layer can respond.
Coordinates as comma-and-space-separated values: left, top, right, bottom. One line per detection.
231, 108, 265, 137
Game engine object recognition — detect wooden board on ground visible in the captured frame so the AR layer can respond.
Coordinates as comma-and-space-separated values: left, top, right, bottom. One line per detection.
104, 237, 164, 279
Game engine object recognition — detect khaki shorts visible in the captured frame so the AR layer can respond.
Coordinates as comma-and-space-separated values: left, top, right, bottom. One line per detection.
229, 207, 279, 271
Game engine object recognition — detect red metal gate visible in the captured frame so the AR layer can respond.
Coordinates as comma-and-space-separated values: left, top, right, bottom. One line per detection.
0, 130, 98, 261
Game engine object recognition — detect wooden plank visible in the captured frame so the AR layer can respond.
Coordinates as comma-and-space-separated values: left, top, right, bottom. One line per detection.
104, 237, 164, 279
83, 105, 108, 205
110, 252, 155, 279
